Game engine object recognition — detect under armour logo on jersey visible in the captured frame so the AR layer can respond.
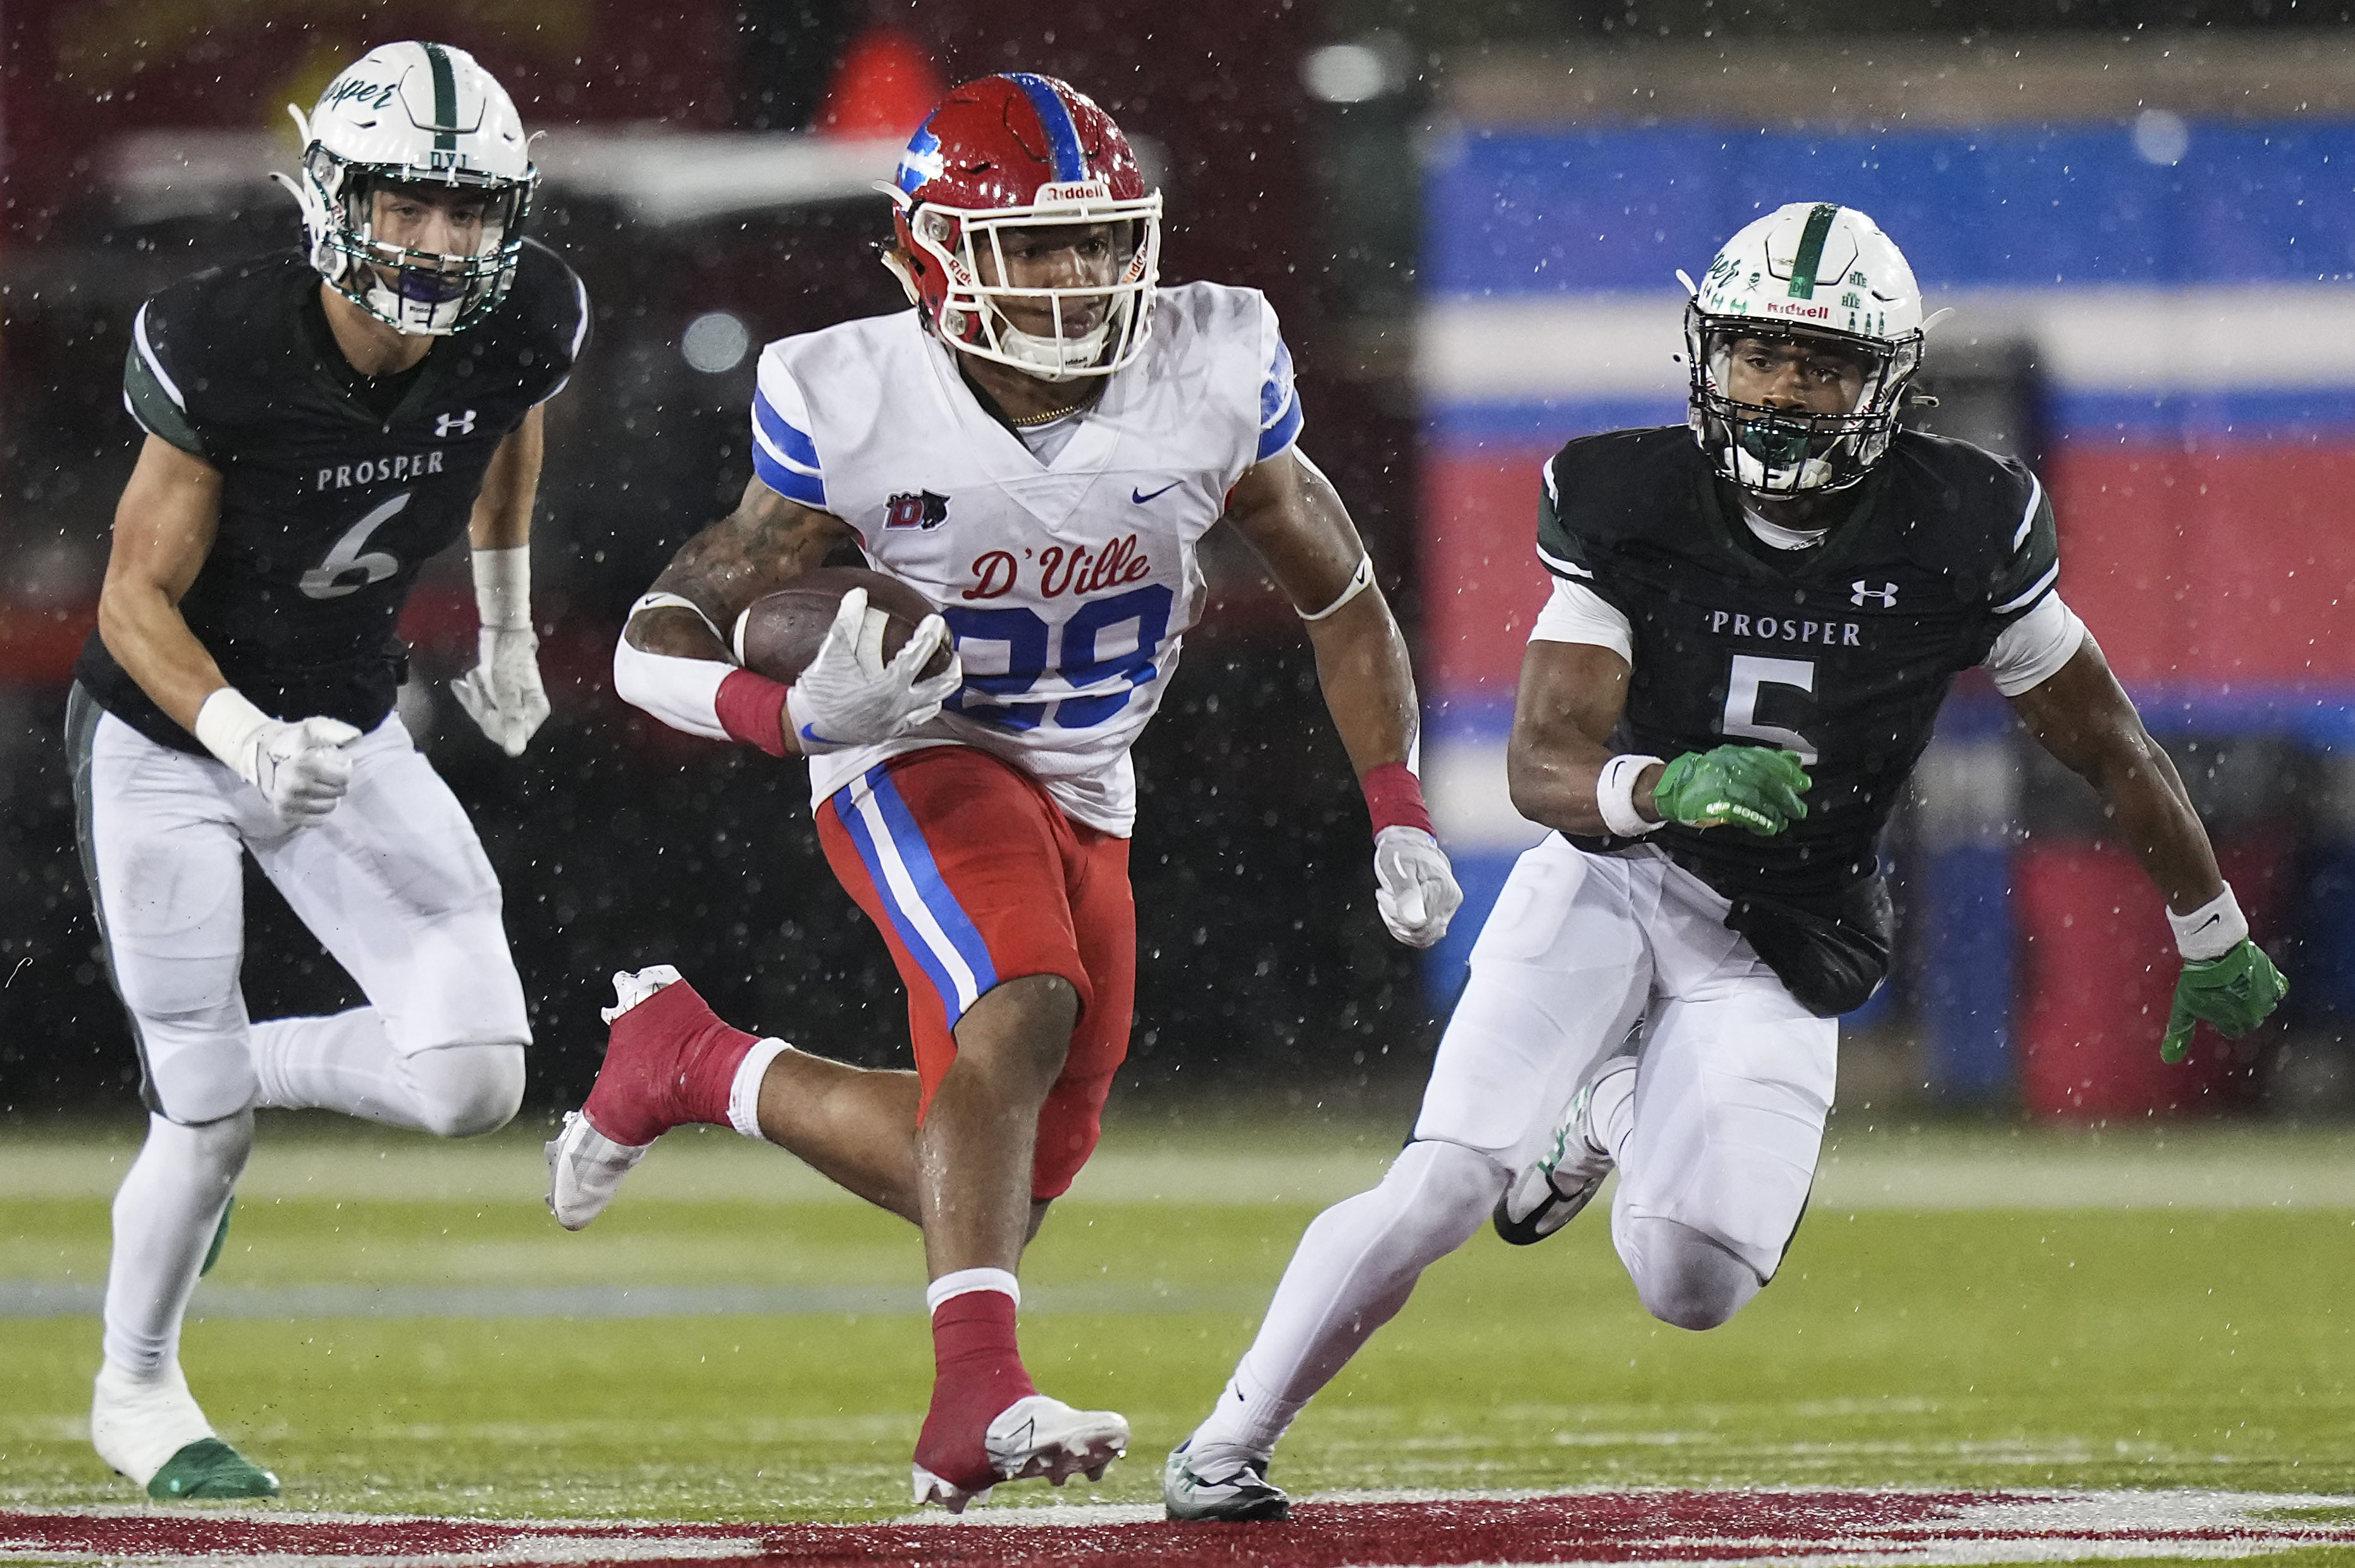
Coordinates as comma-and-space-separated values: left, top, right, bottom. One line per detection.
1850, 580, 1900, 608
885, 490, 950, 530
435, 409, 478, 437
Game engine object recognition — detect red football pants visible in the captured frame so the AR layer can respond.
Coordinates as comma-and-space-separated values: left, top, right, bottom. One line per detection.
815, 746, 1134, 1199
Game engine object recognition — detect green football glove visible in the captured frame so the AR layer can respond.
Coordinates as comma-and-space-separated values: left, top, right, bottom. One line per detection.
1652, 745, 1811, 837
2160, 939, 2289, 1065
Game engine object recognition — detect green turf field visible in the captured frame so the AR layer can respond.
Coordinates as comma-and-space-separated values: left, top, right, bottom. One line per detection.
4, 1111, 2353, 1524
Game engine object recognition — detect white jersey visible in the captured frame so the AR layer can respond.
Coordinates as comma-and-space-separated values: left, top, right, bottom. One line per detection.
750, 282, 1302, 836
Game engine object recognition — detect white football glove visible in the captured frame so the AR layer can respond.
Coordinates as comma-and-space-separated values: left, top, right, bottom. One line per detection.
1373, 825, 1462, 949
784, 588, 963, 755
194, 688, 361, 827
451, 626, 551, 757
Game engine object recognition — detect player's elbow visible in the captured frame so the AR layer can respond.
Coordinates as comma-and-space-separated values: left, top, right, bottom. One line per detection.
1505, 749, 1596, 837
610, 627, 686, 722
610, 627, 657, 715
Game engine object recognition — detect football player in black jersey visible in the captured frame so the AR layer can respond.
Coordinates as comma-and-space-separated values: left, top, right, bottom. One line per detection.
1164, 202, 2287, 1521
68, 42, 588, 1499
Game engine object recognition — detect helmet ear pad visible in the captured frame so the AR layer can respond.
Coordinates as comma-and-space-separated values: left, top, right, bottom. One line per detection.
891, 202, 986, 347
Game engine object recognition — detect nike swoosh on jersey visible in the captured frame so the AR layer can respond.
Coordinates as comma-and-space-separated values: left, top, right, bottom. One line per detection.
1132, 481, 1181, 504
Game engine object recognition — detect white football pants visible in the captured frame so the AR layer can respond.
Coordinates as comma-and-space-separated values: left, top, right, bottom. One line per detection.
70, 689, 529, 1378
70, 693, 531, 1126
1189, 836, 1835, 1466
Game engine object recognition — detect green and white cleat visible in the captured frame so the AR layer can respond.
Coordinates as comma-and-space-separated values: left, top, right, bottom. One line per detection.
146, 1438, 281, 1500
92, 1361, 278, 1500
1163, 1441, 1291, 1522
1492, 1029, 1641, 1246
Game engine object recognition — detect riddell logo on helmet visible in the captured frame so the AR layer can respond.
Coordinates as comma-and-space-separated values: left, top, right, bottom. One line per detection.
1763, 300, 1833, 321
1034, 180, 1111, 204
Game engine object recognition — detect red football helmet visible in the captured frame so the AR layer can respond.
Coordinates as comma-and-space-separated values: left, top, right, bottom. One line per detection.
879, 73, 1162, 381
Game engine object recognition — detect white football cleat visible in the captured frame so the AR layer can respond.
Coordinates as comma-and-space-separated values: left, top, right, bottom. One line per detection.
543, 966, 683, 1230
1163, 1440, 1291, 1522
545, 1111, 652, 1232
912, 1394, 1130, 1512
602, 965, 683, 1023
1492, 1027, 1642, 1246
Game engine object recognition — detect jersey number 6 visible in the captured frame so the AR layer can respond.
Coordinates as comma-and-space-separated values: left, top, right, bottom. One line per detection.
943, 583, 1174, 732
300, 491, 411, 600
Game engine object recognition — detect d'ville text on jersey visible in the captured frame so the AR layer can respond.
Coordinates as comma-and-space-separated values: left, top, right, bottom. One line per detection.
317, 452, 447, 491
1707, 608, 1864, 646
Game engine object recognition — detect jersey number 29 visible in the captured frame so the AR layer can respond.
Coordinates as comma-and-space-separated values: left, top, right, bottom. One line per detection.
943, 584, 1173, 732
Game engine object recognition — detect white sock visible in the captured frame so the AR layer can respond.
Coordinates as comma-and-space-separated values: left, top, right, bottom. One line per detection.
251, 1011, 522, 1137
925, 1267, 1020, 1314
91, 1359, 214, 1485
1589, 1064, 1639, 1165
1186, 1140, 1504, 1466
101, 1111, 252, 1376
727, 1039, 792, 1140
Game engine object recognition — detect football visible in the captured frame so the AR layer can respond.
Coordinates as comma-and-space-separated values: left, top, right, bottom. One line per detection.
731, 567, 950, 687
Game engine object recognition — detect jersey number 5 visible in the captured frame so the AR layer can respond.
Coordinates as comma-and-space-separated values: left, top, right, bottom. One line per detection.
300, 492, 410, 600
1722, 653, 1819, 764
942, 584, 1173, 732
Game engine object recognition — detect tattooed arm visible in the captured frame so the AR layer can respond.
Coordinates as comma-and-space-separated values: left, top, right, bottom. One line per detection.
626, 478, 858, 658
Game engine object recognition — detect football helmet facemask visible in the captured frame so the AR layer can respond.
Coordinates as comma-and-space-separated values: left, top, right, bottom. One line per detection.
877, 73, 1161, 382
1685, 202, 1927, 497
274, 41, 536, 336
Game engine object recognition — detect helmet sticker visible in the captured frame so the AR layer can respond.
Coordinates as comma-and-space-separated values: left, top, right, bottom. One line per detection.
896, 119, 944, 197
1784, 202, 1841, 300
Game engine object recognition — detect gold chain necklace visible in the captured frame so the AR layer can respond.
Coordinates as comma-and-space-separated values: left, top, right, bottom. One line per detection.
1005, 390, 1101, 428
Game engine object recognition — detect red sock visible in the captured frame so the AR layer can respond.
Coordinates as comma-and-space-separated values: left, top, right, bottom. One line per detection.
913, 1290, 1037, 1490
583, 979, 758, 1147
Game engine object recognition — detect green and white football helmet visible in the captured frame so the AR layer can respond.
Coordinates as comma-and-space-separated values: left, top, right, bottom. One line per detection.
273, 41, 537, 335
1684, 202, 1928, 497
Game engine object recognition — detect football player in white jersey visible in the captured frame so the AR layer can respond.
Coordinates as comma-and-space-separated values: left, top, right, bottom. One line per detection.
548, 71, 1463, 1509
70, 43, 586, 1498
1160, 203, 2287, 1521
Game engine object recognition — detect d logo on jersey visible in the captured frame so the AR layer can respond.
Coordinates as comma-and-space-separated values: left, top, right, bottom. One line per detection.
1850, 580, 1899, 608
886, 490, 951, 531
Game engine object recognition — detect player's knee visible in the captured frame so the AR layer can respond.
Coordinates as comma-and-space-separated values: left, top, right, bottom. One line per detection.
1626, 1219, 1763, 1331
404, 1043, 526, 1139
1372, 1139, 1510, 1259
142, 1026, 259, 1125
957, 973, 1081, 1083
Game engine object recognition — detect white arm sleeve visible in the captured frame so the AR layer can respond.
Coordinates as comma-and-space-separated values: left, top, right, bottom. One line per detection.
1982, 591, 2088, 696
1528, 576, 1635, 663
612, 629, 734, 741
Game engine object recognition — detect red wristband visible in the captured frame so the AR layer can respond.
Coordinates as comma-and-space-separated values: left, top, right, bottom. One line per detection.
1361, 760, 1433, 837
714, 669, 791, 758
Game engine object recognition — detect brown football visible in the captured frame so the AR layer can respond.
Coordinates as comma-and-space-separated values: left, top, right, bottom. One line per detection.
732, 567, 950, 687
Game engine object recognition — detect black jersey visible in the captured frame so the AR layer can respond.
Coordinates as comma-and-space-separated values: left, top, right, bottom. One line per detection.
76, 240, 589, 754
1538, 426, 2058, 1011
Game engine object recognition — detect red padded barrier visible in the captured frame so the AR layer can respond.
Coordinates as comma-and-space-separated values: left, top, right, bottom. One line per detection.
2014, 832, 2292, 1120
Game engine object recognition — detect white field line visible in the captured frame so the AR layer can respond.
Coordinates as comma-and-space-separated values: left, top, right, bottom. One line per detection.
6, 1123, 2355, 1210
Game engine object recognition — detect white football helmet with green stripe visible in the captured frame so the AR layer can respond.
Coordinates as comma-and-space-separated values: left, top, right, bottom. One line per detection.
1684, 202, 1927, 497
273, 41, 536, 335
